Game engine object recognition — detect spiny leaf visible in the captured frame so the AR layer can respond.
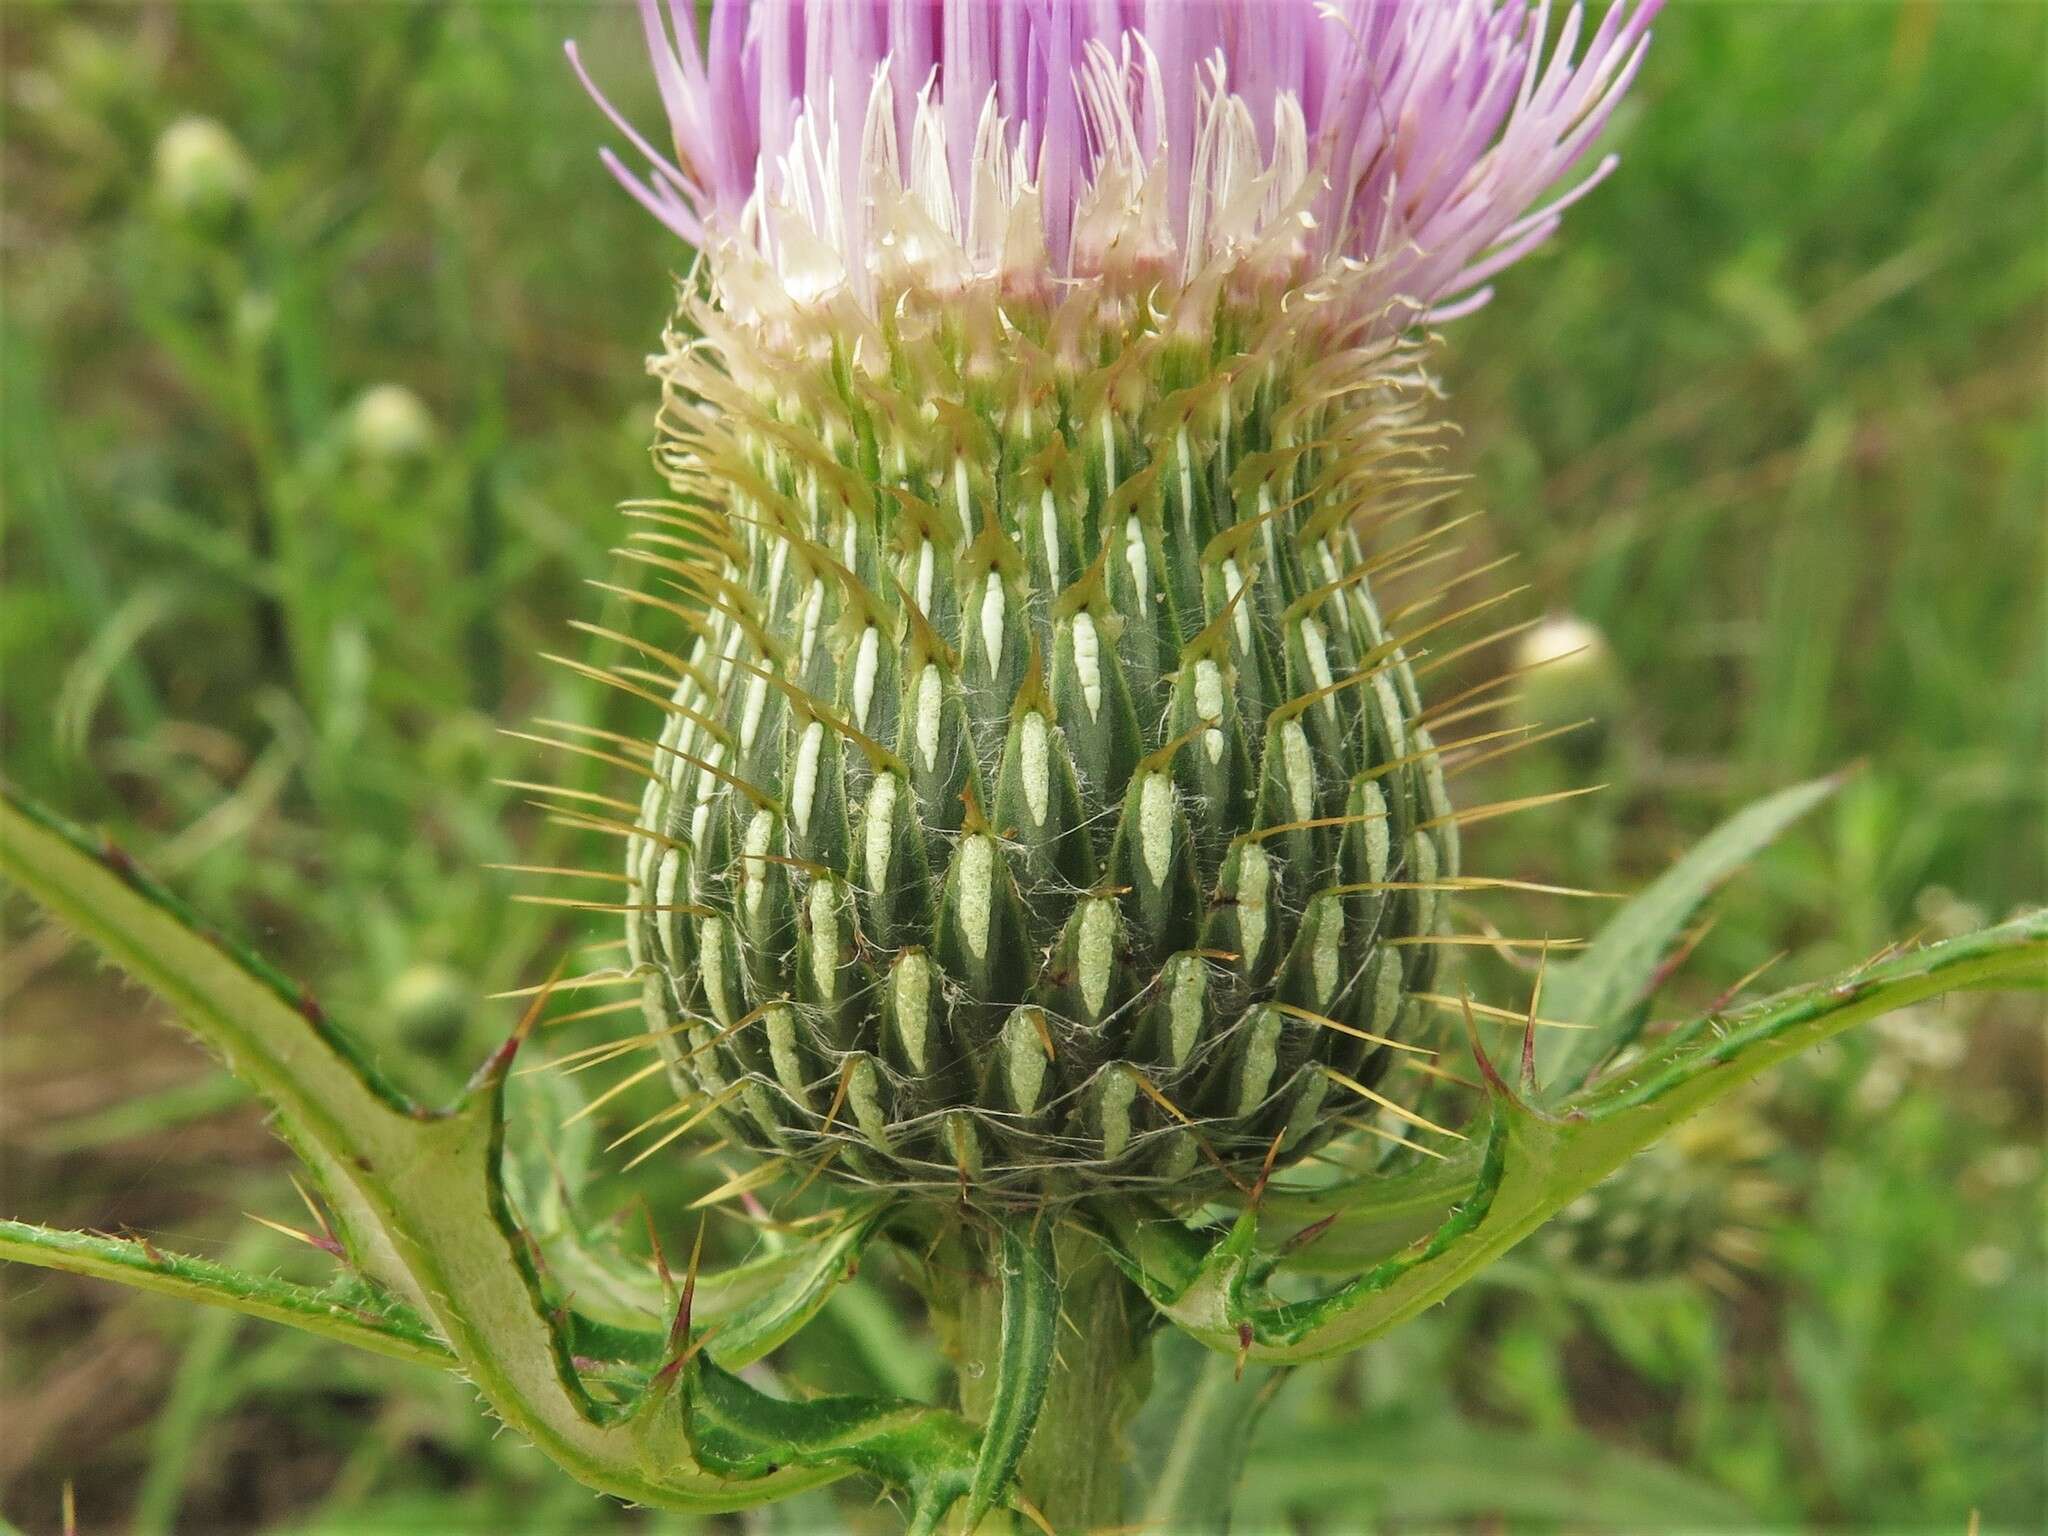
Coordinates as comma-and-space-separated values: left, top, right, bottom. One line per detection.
0, 790, 425, 1302
677, 1356, 979, 1534
0, 1219, 453, 1370
1240, 1152, 1490, 1275
1242, 776, 1849, 1272
506, 1069, 893, 1368
1111, 910, 2045, 1362
0, 788, 838, 1511
699, 1205, 895, 1368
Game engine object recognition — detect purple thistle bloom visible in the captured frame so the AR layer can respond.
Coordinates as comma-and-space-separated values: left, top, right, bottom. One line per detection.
572, 0, 1658, 322
569, 3, 1669, 1212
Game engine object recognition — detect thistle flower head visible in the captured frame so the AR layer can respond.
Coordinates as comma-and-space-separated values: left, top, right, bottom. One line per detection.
563, 1, 1658, 1204
576, 0, 1657, 330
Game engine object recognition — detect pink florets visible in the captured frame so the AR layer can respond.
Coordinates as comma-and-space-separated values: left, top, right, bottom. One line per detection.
573, 0, 1658, 320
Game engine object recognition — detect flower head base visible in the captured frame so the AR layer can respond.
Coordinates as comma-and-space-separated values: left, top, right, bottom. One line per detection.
573, 0, 1658, 1202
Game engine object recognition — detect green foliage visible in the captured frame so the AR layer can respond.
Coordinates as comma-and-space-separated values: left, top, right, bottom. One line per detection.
1105, 914, 2042, 1365
3, 2, 2040, 1531
4, 781, 2037, 1527
0, 789, 946, 1516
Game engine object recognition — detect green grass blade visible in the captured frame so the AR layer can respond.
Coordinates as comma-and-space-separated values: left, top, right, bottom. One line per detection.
1237, 1417, 1755, 1527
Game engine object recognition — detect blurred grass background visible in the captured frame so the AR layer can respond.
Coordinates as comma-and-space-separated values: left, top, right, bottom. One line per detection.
1, 2, 2041, 1531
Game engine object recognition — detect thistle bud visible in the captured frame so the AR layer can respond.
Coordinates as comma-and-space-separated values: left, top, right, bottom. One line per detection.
569, 0, 1660, 1203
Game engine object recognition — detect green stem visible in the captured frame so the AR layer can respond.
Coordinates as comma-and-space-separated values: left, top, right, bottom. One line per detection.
952, 1224, 1152, 1532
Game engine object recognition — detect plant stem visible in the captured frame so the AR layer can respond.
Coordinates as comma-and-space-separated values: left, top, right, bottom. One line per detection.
950, 1222, 1152, 1532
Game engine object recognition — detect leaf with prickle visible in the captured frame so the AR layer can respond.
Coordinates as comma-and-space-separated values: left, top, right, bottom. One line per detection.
521, 1202, 897, 1374
0, 788, 857, 1509
1534, 773, 1842, 1093
699, 1203, 897, 1369
0, 792, 428, 1300
1245, 777, 1845, 1273
0, 1219, 454, 1370
675, 1356, 980, 1536
963, 1214, 1060, 1531
459, 1065, 891, 1367
1113, 911, 2045, 1362
499, 1066, 667, 1332
1243, 1153, 1490, 1276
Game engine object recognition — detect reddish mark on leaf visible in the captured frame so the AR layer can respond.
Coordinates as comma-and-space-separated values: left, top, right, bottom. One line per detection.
1250, 1127, 1288, 1205
1644, 919, 1716, 1000
1462, 1011, 1518, 1104
99, 838, 138, 881
643, 1201, 675, 1298
470, 965, 555, 1092
666, 1216, 706, 1358
1279, 1213, 1339, 1257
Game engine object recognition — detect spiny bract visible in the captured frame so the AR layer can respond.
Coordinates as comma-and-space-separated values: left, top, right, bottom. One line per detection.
611, 263, 1468, 1200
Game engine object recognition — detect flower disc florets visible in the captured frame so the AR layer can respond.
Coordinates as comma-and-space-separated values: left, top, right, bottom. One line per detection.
580, 0, 1658, 1201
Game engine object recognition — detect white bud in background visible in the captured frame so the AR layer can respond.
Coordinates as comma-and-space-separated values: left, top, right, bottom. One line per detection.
384, 962, 471, 1049
233, 291, 278, 350
153, 116, 254, 225
347, 383, 438, 465
1514, 613, 1627, 768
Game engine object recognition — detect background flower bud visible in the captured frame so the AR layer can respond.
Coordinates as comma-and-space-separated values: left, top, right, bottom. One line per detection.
1513, 612, 1628, 769
384, 961, 473, 1051
152, 115, 254, 226
346, 383, 438, 466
